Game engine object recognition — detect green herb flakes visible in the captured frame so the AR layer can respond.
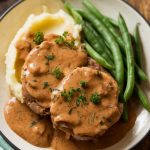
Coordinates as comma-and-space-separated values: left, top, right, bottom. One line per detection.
43, 82, 49, 89
64, 40, 75, 48
52, 67, 63, 80
45, 55, 55, 61
76, 95, 88, 106
55, 31, 75, 48
61, 90, 69, 101
90, 93, 101, 105
33, 32, 44, 45
80, 80, 88, 88
61, 87, 81, 102
55, 36, 64, 45
63, 31, 68, 37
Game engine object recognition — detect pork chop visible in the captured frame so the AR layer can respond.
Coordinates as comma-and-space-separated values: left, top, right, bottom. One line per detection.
21, 37, 88, 115
50, 67, 123, 140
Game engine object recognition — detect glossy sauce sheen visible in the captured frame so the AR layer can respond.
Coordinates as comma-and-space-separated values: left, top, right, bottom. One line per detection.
4, 98, 53, 147
22, 36, 87, 110
4, 98, 137, 149
50, 67, 122, 139
15, 32, 36, 82
6, 35, 137, 149
6, 33, 137, 149
51, 99, 137, 150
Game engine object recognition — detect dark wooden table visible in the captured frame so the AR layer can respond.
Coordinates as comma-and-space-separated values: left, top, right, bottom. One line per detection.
0, 0, 149, 150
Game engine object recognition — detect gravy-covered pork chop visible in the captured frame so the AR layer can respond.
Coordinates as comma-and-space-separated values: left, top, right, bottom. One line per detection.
50, 67, 123, 140
21, 36, 88, 115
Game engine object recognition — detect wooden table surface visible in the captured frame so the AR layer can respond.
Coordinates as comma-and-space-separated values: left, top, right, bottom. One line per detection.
0, 0, 149, 150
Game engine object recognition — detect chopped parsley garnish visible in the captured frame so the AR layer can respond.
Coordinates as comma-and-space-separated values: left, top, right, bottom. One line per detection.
75, 88, 81, 92
90, 93, 101, 105
43, 82, 49, 89
33, 31, 44, 45
68, 88, 81, 97
65, 40, 75, 48
45, 55, 55, 61
61, 87, 81, 102
76, 95, 88, 106
55, 36, 65, 45
52, 67, 63, 80
63, 31, 69, 37
68, 88, 75, 97
80, 81, 88, 88
61, 90, 69, 101
55, 31, 75, 48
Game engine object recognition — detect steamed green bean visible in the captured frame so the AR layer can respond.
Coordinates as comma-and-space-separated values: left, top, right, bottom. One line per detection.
118, 14, 135, 101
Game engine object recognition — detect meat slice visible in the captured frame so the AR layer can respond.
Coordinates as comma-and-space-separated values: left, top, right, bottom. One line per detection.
21, 38, 88, 115
50, 67, 123, 140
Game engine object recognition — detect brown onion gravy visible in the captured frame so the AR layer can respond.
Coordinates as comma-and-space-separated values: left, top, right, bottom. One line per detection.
4, 98, 53, 147
5, 31, 138, 149
4, 98, 137, 149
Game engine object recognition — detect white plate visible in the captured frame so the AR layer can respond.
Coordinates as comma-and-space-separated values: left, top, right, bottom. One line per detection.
0, 0, 150, 150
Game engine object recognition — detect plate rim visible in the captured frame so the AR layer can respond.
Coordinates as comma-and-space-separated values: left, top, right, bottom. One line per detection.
0, 0, 23, 21
0, 0, 149, 149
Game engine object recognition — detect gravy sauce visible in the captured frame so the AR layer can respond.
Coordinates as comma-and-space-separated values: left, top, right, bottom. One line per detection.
50, 67, 122, 139
4, 98, 53, 147
4, 98, 137, 149
51, 99, 137, 150
22, 36, 87, 110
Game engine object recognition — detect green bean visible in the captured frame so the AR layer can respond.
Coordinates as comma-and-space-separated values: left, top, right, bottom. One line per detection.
101, 37, 113, 57
122, 53, 148, 82
83, 0, 118, 27
104, 41, 113, 55
84, 21, 113, 58
64, 4, 113, 62
64, 2, 82, 24
123, 53, 148, 82
122, 102, 128, 122
134, 23, 143, 68
118, 14, 135, 101
105, 35, 147, 82
105, 16, 118, 27
83, 21, 113, 64
122, 34, 147, 82
83, 0, 118, 28
135, 84, 150, 112
82, 0, 124, 50
112, 24, 147, 82
135, 64, 148, 81
64, 3, 115, 76
85, 42, 114, 70
79, 10, 124, 92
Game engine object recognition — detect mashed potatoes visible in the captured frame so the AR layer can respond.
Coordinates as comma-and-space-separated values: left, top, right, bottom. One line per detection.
5, 9, 81, 102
